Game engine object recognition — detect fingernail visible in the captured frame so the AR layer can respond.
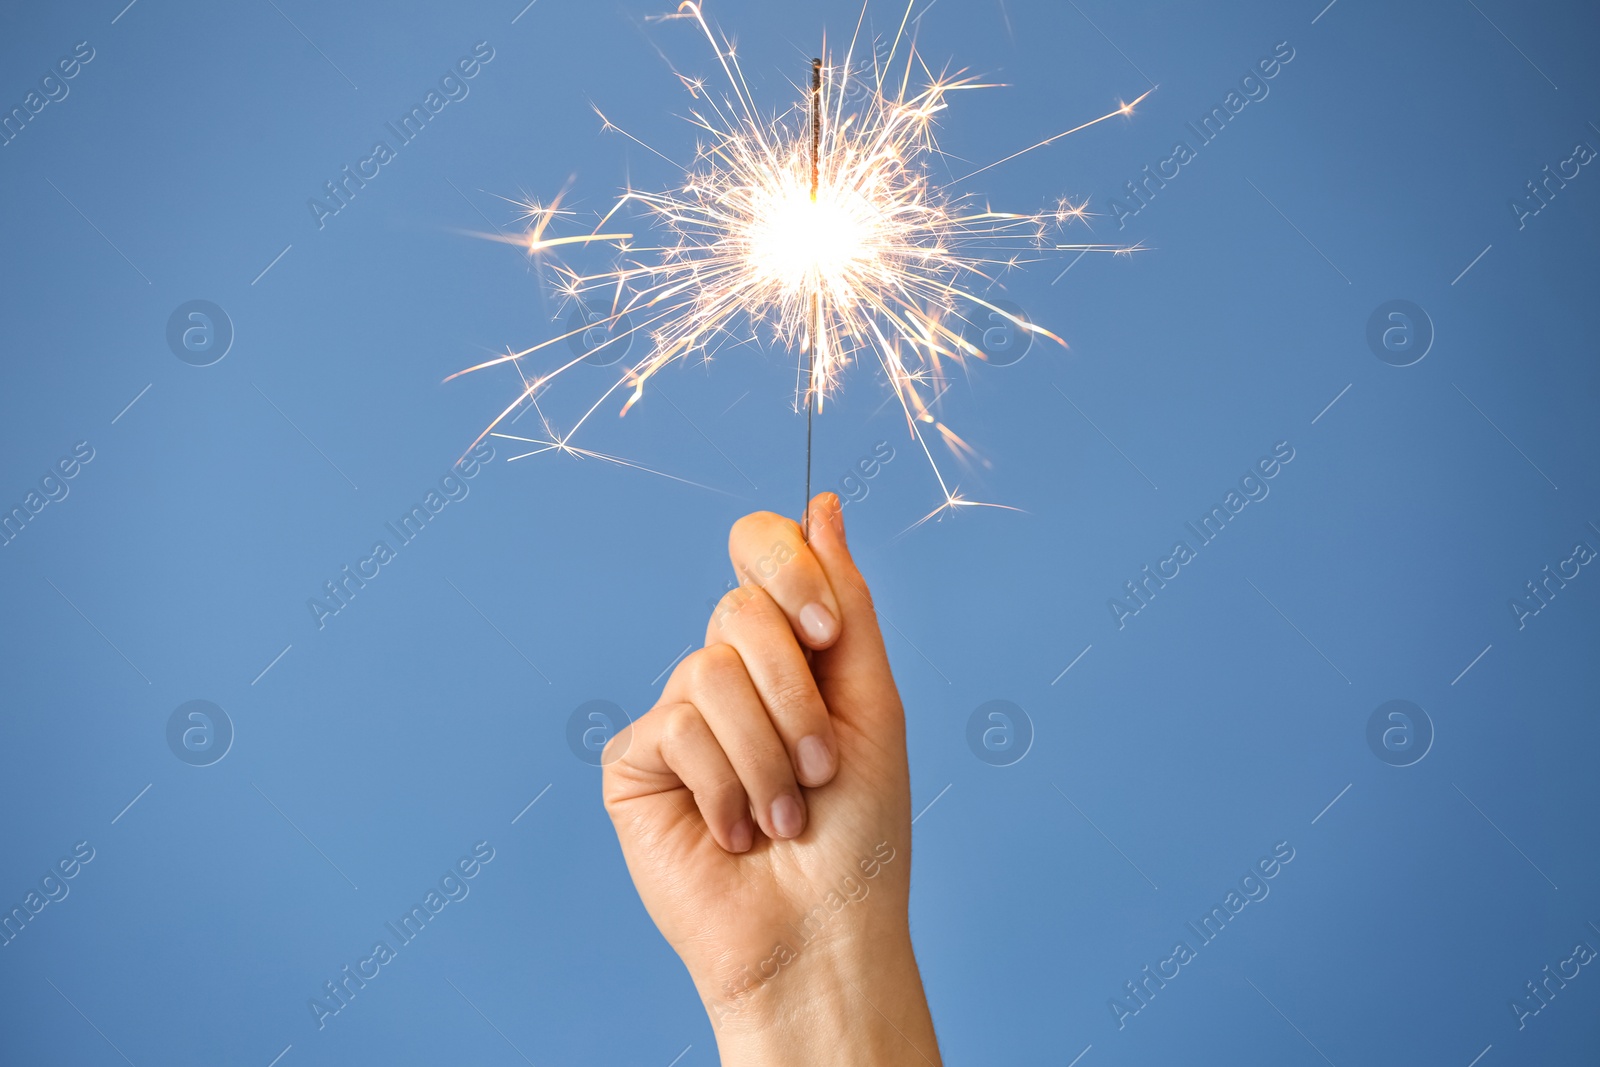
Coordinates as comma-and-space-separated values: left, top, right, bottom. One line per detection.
771, 795, 804, 839
729, 817, 753, 853
797, 735, 835, 785
799, 602, 837, 645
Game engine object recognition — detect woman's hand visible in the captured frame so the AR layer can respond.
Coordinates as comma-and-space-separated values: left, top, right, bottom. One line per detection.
603, 494, 941, 1066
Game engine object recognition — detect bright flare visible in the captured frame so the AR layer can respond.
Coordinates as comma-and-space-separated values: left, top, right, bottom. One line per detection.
745, 180, 877, 305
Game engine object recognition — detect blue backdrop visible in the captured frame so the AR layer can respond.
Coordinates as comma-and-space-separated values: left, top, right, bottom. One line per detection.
2, 0, 1597, 1064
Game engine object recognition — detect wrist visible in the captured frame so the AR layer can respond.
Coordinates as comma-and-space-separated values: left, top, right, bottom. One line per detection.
704, 925, 941, 1067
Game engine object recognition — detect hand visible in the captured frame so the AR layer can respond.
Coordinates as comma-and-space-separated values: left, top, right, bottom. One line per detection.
603, 494, 942, 1066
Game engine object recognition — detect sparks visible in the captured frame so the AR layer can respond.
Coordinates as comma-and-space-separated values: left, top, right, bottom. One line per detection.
450, 0, 1148, 526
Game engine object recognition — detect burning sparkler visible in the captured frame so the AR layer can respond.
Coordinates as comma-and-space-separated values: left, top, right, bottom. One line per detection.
449, 0, 1149, 529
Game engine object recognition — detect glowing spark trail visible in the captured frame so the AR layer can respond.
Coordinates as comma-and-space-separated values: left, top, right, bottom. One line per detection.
450, 0, 1148, 527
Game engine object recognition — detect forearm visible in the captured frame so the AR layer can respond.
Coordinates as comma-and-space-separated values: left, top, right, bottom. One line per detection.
706, 929, 942, 1067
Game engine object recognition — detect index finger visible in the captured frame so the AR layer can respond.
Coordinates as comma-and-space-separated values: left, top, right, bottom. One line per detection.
720, 509, 842, 650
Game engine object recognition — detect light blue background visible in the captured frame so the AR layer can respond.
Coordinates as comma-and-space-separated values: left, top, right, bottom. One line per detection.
1, 0, 1597, 1063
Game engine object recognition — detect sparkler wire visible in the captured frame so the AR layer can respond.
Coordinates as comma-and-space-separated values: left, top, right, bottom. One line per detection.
805, 56, 822, 542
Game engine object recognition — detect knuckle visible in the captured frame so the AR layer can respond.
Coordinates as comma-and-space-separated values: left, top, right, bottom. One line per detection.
712, 585, 754, 624
764, 674, 820, 723
683, 643, 742, 691
678, 647, 713, 689
600, 725, 628, 766
697, 774, 745, 812
727, 734, 782, 779
658, 701, 702, 751
711, 583, 781, 633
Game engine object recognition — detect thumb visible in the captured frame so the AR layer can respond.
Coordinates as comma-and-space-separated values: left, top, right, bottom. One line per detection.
805, 494, 903, 735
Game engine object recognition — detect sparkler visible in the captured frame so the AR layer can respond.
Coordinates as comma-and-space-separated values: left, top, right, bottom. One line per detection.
449, 0, 1149, 530
805, 54, 821, 540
